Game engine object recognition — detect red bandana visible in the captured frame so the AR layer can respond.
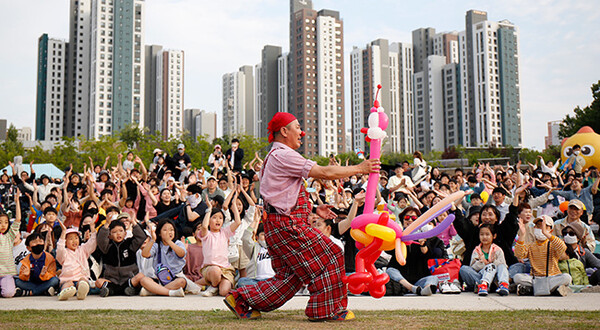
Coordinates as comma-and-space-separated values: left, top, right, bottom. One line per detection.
267, 112, 297, 143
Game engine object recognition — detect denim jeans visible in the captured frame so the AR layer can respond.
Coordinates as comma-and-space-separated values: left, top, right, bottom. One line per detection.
236, 277, 269, 289
386, 267, 439, 288
15, 277, 59, 296
508, 262, 531, 280
460, 264, 509, 290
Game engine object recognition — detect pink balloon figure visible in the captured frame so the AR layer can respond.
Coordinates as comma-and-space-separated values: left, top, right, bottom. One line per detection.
342, 85, 466, 298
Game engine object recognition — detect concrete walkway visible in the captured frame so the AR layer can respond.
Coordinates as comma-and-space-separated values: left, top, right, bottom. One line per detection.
1, 292, 599, 311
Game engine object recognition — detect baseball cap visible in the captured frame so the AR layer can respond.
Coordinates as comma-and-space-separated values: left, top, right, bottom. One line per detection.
153, 148, 162, 154
568, 199, 585, 210
117, 212, 131, 220
65, 228, 80, 236
177, 143, 185, 150
533, 215, 554, 228
207, 175, 217, 181
214, 144, 221, 149
492, 187, 508, 195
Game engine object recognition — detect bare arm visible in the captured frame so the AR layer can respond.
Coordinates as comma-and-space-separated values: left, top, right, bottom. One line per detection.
308, 159, 380, 180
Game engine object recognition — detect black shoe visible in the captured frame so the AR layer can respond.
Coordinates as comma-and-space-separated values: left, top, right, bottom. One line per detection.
14, 288, 24, 297
124, 286, 137, 296
99, 286, 110, 298
516, 284, 533, 296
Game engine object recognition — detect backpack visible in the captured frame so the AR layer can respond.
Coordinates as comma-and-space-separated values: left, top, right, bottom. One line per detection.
559, 258, 589, 286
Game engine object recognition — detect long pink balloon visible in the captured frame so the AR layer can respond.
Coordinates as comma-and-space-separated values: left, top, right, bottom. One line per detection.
363, 138, 381, 213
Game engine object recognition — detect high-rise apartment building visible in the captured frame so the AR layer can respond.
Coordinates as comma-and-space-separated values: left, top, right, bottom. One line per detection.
350, 39, 414, 154
194, 110, 217, 142
277, 52, 289, 115
222, 66, 254, 137
144, 44, 162, 134
414, 56, 446, 153
255, 45, 282, 139
288, 0, 346, 156
412, 27, 436, 73
35, 34, 66, 141
63, 0, 145, 139
156, 49, 184, 139
545, 120, 561, 148
465, 15, 521, 147
433, 32, 459, 64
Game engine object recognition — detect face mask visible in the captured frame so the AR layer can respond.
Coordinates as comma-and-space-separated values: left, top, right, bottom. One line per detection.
534, 228, 547, 241
258, 239, 267, 249
31, 244, 44, 254
564, 234, 578, 245
187, 194, 201, 209
350, 178, 357, 185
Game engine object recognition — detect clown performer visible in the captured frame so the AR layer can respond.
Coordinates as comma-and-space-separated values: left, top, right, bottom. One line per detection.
223, 112, 380, 321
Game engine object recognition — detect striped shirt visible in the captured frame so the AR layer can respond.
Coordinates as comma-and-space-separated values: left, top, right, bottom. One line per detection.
515, 236, 566, 277
0, 220, 19, 276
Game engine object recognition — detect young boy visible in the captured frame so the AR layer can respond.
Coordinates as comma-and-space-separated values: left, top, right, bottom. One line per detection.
96, 213, 146, 296
237, 210, 275, 288
14, 233, 59, 296
514, 215, 571, 296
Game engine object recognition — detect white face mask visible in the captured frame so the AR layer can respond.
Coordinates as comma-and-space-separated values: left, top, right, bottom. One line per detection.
350, 178, 357, 185
564, 234, 578, 245
187, 194, 201, 209
258, 239, 267, 249
534, 228, 547, 241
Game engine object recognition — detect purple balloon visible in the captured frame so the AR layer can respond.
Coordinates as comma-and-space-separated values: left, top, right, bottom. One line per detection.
409, 203, 452, 233
402, 214, 456, 241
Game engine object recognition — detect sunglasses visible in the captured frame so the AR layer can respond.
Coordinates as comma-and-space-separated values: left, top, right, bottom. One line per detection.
404, 215, 418, 221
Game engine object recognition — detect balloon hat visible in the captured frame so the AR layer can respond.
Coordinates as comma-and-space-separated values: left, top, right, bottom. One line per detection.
342, 84, 465, 298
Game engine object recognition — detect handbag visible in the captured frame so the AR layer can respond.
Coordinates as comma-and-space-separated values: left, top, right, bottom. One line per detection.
533, 241, 551, 296
155, 244, 175, 286
427, 258, 461, 282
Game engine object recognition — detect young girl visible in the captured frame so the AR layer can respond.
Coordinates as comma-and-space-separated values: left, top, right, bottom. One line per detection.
470, 224, 509, 296
225, 185, 256, 279
198, 194, 241, 297
55, 220, 97, 301
0, 189, 21, 297
139, 219, 186, 297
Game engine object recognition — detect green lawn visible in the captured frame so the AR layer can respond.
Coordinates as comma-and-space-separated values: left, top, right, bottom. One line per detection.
1, 310, 599, 329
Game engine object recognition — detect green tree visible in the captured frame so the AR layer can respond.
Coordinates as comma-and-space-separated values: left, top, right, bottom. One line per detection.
0, 124, 25, 167
559, 80, 600, 139
119, 123, 148, 149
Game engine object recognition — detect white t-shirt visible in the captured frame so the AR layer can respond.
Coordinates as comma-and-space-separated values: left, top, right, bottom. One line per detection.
255, 245, 275, 280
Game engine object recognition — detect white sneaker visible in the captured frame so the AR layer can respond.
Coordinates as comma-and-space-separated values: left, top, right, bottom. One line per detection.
77, 281, 90, 300
140, 287, 155, 296
449, 281, 462, 294
201, 286, 219, 297
439, 281, 452, 294
169, 287, 185, 297
58, 286, 76, 301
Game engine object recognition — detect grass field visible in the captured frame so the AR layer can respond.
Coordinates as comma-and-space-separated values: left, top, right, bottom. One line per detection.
1, 310, 600, 329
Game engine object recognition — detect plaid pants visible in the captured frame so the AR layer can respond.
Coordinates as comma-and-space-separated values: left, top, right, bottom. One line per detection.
233, 186, 347, 319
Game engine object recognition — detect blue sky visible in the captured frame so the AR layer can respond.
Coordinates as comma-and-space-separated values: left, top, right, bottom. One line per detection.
0, 0, 598, 150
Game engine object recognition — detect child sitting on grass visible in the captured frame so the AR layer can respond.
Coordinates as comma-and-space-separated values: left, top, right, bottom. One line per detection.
95, 213, 146, 297
55, 220, 97, 301
514, 215, 571, 296
139, 218, 186, 297
198, 194, 241, 297
15, 232, 59, 296
0, 189, 21, 297
469, 224, 509, 296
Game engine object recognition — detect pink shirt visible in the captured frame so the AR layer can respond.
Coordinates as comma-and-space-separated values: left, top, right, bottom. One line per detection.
260, 142, 316, 215
200, 226, 235, 268
56, 232, 97, 282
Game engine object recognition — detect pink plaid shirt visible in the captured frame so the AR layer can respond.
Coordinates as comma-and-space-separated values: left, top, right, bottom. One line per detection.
260, 142, 316, 216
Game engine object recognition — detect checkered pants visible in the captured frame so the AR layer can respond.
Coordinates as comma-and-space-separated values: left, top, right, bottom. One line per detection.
233, 186, 347, 319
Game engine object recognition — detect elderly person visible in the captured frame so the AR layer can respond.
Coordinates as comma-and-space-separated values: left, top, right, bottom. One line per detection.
224, 112, 379, 321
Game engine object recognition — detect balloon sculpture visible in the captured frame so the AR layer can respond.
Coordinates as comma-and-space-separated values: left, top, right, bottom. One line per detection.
342, 84, 466, 298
